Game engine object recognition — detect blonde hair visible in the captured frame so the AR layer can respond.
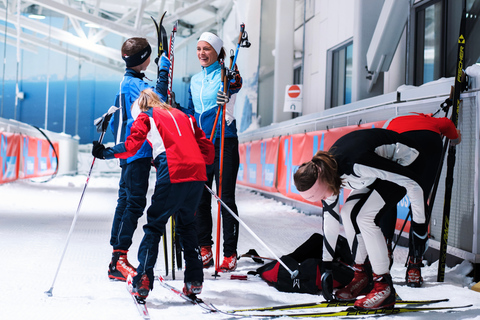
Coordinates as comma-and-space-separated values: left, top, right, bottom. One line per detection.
136, 89, 171, 112
294, 150, 343, 196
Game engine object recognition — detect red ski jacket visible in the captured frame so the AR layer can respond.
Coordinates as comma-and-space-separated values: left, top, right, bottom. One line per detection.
384, 113, 458, 139
106, 106, 215, 184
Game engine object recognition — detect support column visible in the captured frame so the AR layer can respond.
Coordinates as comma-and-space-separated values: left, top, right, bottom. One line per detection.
352, 0, 384, 102
272, 0, 295, 123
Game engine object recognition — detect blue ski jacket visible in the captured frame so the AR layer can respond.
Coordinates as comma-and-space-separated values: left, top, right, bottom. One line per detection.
110, 68, 168, 166
184, 60, 242, 140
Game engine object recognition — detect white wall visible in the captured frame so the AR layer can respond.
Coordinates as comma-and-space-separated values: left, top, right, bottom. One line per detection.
300, 0, 356, 115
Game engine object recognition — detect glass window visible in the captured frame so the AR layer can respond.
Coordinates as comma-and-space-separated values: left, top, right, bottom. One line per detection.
413, 0, 480, 85
330, 42, 353, 108
423, 3, 443, 83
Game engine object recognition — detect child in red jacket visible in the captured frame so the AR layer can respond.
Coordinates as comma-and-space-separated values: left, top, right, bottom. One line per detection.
93, 88, 214, 300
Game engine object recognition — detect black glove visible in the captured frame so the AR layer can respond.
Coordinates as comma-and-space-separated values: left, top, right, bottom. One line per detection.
321, 261, 334, 301
216, 90, 229, 106
92, 141, 106, 159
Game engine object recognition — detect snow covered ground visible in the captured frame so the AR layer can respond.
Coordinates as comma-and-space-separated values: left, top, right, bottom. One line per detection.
1, 166, 480, 319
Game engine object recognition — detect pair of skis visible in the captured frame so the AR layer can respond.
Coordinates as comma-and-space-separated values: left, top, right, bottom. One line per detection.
227, 298, 471, 318
128, 275, 471, 319
151, 12, 182, 279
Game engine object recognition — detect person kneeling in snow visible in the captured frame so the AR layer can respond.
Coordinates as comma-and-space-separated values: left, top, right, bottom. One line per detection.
92, 88, 215, 300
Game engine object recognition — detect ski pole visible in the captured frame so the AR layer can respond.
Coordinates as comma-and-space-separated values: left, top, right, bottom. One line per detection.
204, 185, 299, 279
45, 106, 117, 297
437, 9, 466, 282
213, 64, 228, 275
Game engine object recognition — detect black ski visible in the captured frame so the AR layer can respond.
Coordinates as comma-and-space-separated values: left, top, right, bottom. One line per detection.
228, 298, 449, 313
437, 8, 467, 282
151, 12, 168, 77
152, 12, 169, 277
244, 304, 472, 318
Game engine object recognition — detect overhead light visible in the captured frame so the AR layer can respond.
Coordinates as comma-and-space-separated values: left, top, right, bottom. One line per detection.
28, 14, 45, 20
26, 5, 45, 20
85, 23, 100, 28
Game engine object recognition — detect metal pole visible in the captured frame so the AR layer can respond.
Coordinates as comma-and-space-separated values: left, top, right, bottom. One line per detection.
45, 131, 106, 297
204, 185, 299, 279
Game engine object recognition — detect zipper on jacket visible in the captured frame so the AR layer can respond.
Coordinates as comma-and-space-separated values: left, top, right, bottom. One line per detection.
198, 68, 208, 130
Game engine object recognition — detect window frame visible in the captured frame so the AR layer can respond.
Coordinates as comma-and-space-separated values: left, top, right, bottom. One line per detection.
325, 38, 353, 109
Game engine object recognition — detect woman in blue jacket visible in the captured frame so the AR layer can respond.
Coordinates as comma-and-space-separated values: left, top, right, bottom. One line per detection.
184, 32, 242, 272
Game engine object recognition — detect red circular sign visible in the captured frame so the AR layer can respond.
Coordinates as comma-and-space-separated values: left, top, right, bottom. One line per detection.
287, 85, 301, 98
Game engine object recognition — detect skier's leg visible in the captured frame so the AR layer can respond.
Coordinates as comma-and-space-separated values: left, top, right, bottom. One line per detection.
174, 181, 204, 294
335, 188, 373, 301
115, 158, 151, 250
353, 180, 405, 309
218, 138, 240, 266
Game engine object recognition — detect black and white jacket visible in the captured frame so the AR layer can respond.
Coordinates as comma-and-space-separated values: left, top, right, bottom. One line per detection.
322, 128, 424, 261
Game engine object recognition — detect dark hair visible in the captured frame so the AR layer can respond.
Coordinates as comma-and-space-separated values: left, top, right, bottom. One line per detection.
121, 37, 149, 57
294, 150, 342, 196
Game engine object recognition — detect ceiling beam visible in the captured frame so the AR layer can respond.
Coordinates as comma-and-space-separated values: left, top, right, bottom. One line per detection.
27, 0, 148, 38
0, 8, 120, 59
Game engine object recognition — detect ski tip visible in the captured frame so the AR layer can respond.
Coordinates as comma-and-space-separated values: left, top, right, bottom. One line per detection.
160, 11, 167, 23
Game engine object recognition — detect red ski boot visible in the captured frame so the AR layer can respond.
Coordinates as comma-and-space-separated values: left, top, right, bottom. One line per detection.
183, 281, 203, 296
201, 246, 214, 268
219, 254, 237, 272
354, 273, 396, 310
335, 264, 372, 301
406, 256, 424, 287
108, 249, 137, 281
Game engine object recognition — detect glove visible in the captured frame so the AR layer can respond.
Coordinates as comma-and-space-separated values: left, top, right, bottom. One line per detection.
216, 90, 229, 106
321, 261, 335, 301
229, 64, 242, 92
156, 53, 171, 72
92, 141, 106, 159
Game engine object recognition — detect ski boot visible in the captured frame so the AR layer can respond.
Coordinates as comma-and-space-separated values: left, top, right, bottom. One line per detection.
354, 273, 396, 310
132, 274, 151, 300
108, 249, 137, 281
201, 246, 214, 268
406, 256, 424, 287
183, 281, 203, 296
219, 253, 237, 272
335, 263, 372, 301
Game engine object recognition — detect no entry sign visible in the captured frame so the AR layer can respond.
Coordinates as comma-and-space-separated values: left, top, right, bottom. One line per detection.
284, 84, 303, 112
287, 85, 301, 98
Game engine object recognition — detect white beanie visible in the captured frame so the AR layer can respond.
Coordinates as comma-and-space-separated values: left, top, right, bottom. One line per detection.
197, 32, 223, 55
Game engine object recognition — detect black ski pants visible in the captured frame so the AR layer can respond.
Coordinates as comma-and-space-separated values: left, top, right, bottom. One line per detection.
134, 180, 205, 288
196, 137, 240, 258
380, 130, 443, 258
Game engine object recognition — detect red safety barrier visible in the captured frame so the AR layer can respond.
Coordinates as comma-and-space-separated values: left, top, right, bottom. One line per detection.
0, 132, 59, 184
0, 133, 21, 183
